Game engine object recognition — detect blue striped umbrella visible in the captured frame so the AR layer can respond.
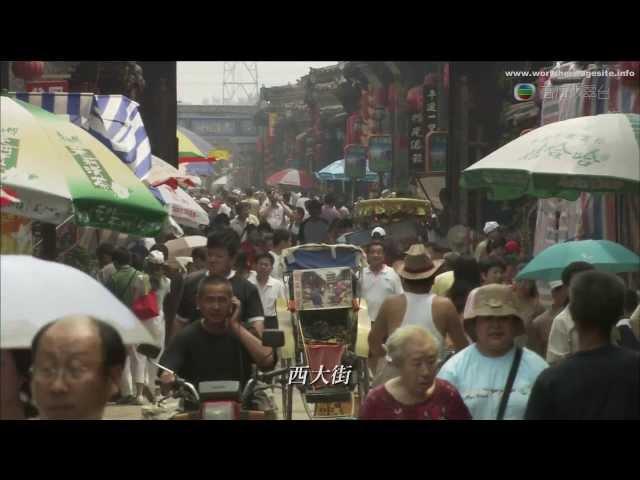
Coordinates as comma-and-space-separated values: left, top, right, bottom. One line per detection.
315, 158, 379, 182
12, 92, 153, 181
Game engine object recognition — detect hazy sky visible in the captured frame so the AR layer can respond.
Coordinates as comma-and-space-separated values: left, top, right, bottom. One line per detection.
177, 61, 338, 105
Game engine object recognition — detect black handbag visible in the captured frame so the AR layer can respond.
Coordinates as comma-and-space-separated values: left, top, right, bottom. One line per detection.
496, 346, 523, 420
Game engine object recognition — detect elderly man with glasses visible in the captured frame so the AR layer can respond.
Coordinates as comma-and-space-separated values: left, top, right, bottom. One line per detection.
30, 315, 126, 420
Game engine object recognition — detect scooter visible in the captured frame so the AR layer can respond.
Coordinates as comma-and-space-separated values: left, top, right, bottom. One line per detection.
137, 329, 289, 420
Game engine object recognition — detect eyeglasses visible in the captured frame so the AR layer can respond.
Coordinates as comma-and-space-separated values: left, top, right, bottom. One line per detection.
31, 364, 92, 383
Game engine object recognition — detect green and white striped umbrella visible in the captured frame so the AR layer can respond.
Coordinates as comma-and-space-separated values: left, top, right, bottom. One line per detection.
0, 96, 167, 237
461, 113, 640, 201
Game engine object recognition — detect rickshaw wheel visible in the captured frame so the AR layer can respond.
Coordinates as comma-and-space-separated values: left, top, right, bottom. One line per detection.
282, 359, 293, 420
357, 357, 370, 402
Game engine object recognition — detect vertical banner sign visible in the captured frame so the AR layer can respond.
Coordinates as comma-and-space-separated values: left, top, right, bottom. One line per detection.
368, 135, 392, 173
268, 113, 278, 138
344, 144, 367, 179
426, 131, 447, 174
409, 107, 424, 171
424, 85, 438, 133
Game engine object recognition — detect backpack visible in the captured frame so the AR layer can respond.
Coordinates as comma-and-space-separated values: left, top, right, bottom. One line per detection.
107, 269, 137, 307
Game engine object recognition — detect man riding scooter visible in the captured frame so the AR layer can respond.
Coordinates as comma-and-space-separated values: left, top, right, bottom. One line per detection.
158, 276, 277, 412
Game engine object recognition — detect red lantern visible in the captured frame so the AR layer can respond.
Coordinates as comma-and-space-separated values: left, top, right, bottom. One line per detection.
407, 86, 424, 112
12, 61, 44, 81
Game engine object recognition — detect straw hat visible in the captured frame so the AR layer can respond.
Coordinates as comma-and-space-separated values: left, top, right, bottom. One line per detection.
397, 244, 443, 280
463, 284, 524, 335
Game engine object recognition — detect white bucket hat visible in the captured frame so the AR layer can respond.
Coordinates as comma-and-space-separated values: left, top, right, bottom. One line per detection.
146, 250, 166, 265
483, 221, 500, 235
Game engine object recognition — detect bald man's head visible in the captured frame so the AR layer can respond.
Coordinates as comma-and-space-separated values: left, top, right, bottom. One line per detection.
30, 316, 126, 420
32, 316, 126, 374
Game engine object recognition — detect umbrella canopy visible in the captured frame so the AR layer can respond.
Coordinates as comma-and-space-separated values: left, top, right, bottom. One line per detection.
165, 235, 207, 258
515, 240, 640, 282
213, 175, 229, 186
177, 127, 216, 177
461, 113, 640, 201
266, 168, 314, 189
154, 184, 210, 229
0, 96, 167, 237
316, 158, 378, 182
211, 149, 231, 161
177, 126, 214, 159
0, 255, 155, 349
146, 155, 201, 189
1, 187, 20, 207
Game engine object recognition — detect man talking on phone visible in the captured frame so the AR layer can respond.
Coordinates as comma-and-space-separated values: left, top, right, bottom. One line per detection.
159, 276, 276, 393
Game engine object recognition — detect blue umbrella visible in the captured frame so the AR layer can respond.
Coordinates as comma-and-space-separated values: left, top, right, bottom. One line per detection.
516, 240, 640, 282
315, 159, 379, 182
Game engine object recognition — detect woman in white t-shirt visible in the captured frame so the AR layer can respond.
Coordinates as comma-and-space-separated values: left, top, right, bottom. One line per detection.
140, 250, 171, 404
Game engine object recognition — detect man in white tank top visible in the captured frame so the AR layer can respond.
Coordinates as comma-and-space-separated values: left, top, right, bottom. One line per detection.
369, 244, 469, 386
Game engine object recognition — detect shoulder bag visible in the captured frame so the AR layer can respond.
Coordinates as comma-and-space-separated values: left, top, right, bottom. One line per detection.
132, 289, 159, 321
496, 346, 523, 420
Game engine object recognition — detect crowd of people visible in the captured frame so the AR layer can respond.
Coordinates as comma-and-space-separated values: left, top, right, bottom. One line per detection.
360, 220, 640, 420
2, 185, 639, 421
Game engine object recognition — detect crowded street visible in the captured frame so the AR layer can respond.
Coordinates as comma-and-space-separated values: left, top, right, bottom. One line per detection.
1, 60, 639, 421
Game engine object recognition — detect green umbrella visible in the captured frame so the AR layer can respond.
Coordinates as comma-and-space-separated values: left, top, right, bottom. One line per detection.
1, 96, 167, 237
516, 240, 640, 282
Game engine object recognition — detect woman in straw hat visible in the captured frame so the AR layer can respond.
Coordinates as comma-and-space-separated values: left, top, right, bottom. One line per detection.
368, 244, 469, 387
360, 325, 471, 420
436, 284, 548, 420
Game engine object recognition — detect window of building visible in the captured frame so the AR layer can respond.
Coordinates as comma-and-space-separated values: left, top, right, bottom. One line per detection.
238, 119, 257, 136
190, 119, 237, 136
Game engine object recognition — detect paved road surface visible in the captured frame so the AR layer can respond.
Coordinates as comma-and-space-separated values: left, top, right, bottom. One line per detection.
104, 387, 312, 420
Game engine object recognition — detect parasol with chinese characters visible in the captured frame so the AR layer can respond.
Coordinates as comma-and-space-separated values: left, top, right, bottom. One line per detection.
0, 95, 167, 237
461, 113, 640, 201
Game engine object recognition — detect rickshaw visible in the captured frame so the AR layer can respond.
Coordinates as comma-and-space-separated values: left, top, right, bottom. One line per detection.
276, 244, 371, 419
345, 198, 433, 246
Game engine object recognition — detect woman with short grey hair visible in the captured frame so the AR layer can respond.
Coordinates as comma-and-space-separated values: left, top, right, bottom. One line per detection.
359, 325, 471, 420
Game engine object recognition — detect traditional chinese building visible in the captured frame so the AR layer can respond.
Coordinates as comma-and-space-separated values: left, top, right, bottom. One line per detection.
300, 64, 348, 174
255, 82, 308, 186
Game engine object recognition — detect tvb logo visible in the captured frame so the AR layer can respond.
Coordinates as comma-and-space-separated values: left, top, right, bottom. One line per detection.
514, 83, 536, 101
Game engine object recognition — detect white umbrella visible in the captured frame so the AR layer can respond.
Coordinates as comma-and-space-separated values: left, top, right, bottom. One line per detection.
461, 113, 640, 200
154, 184, 210, 229
165, 235, 207, 258
213, 175, 229, 186
0, 255, 155, 349
146, 155, 201, 188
